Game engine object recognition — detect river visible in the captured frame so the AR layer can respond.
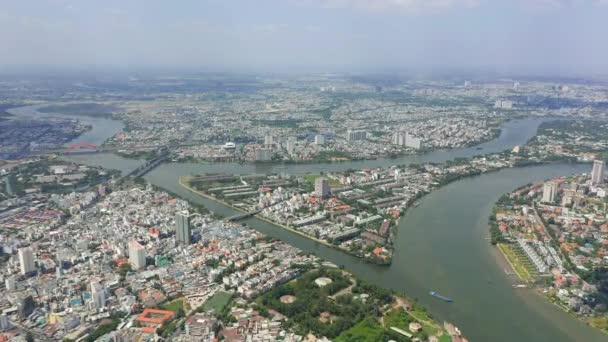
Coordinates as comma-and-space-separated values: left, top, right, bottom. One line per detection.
146, 162, 604, 342
36, 105, 604, 341
6, 104, 124, 147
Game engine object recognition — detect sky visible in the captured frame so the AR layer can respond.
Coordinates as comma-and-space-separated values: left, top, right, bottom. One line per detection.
1, 0, 608, 75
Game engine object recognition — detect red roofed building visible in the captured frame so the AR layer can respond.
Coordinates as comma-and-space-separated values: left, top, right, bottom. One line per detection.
135, 308, 175, 330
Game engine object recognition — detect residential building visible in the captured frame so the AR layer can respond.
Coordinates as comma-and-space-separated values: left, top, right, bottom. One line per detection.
314, 134, 325, 145
591, 160, 605, 185
254, 148, 272, 161
286, 136, 296, 155
346, 130, 367, 142
392, 132, 423, 149
128, 240, 146, 270
315, 177, 331, 199
18, 246, 35, 275
90, 281, 106, 309
542, 181, 558, 203
4, 175, 15, 196
0, 313, 10, 331
176, 210, 191, 244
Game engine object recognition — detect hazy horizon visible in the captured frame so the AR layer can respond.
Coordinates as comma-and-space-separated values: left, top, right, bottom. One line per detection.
2, 0, 608, 76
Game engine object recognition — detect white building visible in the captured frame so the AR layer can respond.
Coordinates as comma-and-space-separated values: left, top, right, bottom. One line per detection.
176, 210, 191, 244
18, 247, 35, 275
346, 130, 367, 142
254, 148, 272, 161
314, 135, 325, 145
494, 100, 513, 109
286, 136, 297, 155
90, 281, 106, 309
264, 135, 274, 148
5, 276, 16, 291
542, 181, 558, 204
392, 132, 423, 149
128, 240, 146, 270
591, 160, 605, 185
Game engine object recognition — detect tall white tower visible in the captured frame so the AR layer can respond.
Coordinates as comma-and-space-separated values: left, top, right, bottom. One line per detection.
591, 160, 605, 185
18, 247, 35, 275
542, 181, 558, 204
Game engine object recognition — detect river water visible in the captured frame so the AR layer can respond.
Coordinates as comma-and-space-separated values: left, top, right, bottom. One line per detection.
26, 104, 602, 341
6, 104, 124, 147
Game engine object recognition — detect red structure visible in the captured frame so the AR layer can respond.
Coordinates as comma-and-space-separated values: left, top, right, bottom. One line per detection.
66, 143, 97, 152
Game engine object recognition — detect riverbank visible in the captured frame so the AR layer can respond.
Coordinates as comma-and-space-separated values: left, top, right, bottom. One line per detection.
489, 175, 608, 336
55, 126, 608, 340
178, 176, 392, 265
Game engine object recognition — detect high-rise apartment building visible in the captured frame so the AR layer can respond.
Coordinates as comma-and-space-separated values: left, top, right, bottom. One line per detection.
176, 211, 191, 244
591, 160, 605, 185
315, 177, 331, 199
542, 181, 558, 203
128, 240, 146, 270
90, 281, 106, 309
18, 247, 35, 275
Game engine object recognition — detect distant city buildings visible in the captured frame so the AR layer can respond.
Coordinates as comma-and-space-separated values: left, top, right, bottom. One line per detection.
392, 132, 423, 149
314, 177, 331, 199
542, 181, 558, 203
18, 247, 35, 275
128, 240, 146, 270
591, 160, 605, 185
176, 210, 191, 244
254, 148, 272, 161
346, 130, 367, 142
314, 134, 325, 145
286, 136, 296, 155
494, 100, 513, 109
264, 135, 274, 148
513, 81, 520, 90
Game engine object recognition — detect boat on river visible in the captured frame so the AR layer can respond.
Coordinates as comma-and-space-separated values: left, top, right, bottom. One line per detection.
430, 291, 453, 302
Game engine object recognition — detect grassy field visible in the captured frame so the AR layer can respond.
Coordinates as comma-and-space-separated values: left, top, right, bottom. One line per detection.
407, 309, 441, 336
200, 291, 232, 312
589, 316, 608, 333
335, 317, 388, 342
497, 243, 538, 282
303, 174, 342, 187
161, 299, 185, 312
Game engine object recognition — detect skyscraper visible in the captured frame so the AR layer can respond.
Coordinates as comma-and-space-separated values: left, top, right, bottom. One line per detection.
286, 136, 297, 155
176, 211, 191, 244
591, 160, 605, 185
90, 281, 106, 309
128, 240, 146, 270
314, 177, 331, 199
542, 181, 558, 204
18, 247, 35, 275
4, 176, 15, 196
